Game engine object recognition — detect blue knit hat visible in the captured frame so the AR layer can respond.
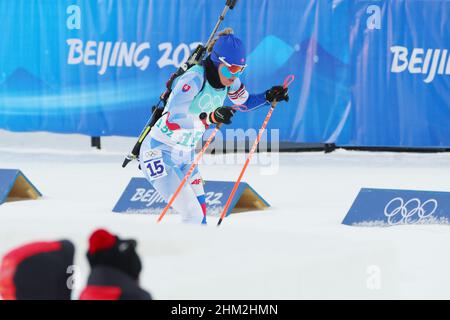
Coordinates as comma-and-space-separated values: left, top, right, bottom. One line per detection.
210, 34, 247, 67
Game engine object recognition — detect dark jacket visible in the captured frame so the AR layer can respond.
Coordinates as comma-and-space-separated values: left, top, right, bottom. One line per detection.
80, 266, 152, 300
0, 240, 75, 300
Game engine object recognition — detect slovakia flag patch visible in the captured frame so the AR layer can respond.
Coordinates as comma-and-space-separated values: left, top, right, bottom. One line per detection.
182, 84, 191, 92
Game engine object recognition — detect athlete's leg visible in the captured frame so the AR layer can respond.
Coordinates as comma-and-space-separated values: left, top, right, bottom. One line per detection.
139, 138, 204, 224
186, 167, 207, 224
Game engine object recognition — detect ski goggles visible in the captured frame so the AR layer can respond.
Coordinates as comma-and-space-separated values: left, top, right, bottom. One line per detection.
218, 56, 247, 78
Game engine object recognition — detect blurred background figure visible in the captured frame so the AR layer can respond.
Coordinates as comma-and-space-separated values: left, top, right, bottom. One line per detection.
79, 229, 151, 300
0, 240, 75, 300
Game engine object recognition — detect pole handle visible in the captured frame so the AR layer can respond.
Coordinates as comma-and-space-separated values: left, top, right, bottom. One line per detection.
283, 75, 295, 89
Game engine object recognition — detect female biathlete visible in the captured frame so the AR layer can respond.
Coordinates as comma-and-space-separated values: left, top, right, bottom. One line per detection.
140, 29, 289, 224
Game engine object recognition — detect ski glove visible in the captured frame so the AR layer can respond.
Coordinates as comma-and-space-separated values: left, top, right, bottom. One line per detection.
266, 86, 289, 103
200, 107, 235, 126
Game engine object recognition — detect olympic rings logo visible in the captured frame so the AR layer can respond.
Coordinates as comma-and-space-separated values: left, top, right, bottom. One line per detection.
198, 93, 222, 112
384, 197, 438, 225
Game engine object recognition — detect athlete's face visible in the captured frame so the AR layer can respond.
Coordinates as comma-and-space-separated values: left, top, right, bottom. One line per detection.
218, 63, 237, 87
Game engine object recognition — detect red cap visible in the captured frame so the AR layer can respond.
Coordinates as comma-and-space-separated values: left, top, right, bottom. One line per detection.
88, 229, 117, 255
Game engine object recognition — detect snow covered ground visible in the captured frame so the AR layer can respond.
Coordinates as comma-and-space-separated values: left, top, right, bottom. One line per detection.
1, 130, 450, 300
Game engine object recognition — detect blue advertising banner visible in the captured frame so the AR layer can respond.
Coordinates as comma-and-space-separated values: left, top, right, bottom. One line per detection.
113, 178, 269, 217
0, 1, 448, 147
347, 1, 450, 147
342, 188, 450, 227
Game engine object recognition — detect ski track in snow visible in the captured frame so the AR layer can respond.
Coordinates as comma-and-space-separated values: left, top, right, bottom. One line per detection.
1, 131, 450, 299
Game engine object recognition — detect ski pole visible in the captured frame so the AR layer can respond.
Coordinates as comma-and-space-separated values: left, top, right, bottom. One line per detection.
156, 104, 246, 223
217, 75, 295, 226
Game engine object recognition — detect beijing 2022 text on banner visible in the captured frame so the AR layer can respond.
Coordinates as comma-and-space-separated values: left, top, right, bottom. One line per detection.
0, 0, 448, 148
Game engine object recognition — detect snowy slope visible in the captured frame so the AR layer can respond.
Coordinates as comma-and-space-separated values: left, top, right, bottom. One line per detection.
1, 130, 450, 299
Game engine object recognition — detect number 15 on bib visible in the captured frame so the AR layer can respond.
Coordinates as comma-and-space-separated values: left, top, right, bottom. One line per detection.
144, 156, 168, 181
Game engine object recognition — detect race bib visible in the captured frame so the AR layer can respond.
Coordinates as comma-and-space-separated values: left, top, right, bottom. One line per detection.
143, 150, 168, 181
